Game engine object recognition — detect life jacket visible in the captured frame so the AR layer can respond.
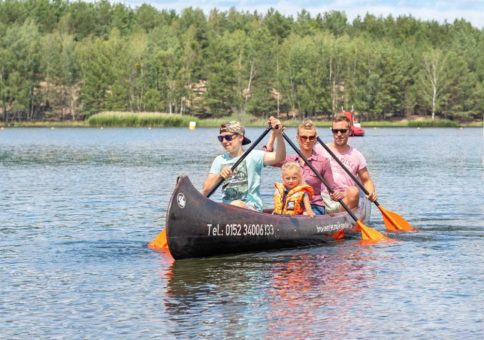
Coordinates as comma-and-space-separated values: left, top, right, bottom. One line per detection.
273, 183, 314, 215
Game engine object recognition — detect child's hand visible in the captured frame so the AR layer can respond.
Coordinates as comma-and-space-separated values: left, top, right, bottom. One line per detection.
304, 211, 316, 218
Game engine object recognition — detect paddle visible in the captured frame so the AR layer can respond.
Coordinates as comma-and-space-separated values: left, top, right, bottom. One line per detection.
205, 126, 273, 198
148, 226, 168, 251
148, 126, 273, 251
282, 132, 388, 242
316, 136, 416, 232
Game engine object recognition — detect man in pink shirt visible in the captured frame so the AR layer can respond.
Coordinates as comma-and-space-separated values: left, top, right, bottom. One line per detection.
265, 119, 344, 215
318, 115, 377, 213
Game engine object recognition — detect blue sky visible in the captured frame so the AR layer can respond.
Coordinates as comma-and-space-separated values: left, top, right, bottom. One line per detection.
114, 0, 484, 28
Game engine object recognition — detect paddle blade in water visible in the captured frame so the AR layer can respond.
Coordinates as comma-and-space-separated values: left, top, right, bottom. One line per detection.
331, 229, 345, 240
356, 220, 388, 242
378, 206, 416, 232
148, 229, 168, 251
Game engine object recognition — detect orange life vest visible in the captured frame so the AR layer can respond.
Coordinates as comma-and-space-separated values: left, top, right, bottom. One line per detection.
273, 183, 314, 215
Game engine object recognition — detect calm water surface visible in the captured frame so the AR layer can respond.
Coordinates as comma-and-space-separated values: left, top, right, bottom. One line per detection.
1, 127, 483, 338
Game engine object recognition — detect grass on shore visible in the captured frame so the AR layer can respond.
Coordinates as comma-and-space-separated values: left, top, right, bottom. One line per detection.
87, 111, 197, 127
1, 112, 482, 128
87, 112, 478, 128
0, 120, 88, 128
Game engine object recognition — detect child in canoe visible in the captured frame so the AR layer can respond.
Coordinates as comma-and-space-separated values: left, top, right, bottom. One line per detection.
273, 161, 315, 217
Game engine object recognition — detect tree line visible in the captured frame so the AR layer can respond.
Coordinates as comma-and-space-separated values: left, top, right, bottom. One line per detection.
0, 0, 483, 122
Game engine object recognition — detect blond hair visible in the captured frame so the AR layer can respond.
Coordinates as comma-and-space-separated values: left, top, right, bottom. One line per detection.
281, 161, 302, 175
297, 119, 317, 136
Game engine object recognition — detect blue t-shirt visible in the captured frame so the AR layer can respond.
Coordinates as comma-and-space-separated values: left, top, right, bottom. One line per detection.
209, 150, 265, 211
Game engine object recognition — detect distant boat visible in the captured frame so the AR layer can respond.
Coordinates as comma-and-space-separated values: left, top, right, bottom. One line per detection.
342, 111, 365, 137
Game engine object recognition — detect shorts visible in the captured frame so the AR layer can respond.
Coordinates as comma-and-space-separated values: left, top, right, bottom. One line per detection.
321, 193, 341, 214
311, 204, 326, 215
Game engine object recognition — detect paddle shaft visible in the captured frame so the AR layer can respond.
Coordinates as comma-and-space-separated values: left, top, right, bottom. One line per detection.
282, 133, 359, 222
316, 136, 381, 208
206, 126, 272, 198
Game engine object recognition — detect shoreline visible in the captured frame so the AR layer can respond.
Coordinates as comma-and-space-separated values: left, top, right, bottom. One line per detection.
1, 111, 482, 129
1, 120, 482, 128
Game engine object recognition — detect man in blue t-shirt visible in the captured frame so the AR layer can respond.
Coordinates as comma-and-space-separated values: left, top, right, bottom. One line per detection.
202, 117, 285, 211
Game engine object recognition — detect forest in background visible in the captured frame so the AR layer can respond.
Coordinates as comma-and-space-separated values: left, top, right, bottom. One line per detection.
0, 0, 483, 123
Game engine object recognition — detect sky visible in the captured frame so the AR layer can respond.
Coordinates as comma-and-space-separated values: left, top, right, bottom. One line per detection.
115, 0, 484, 29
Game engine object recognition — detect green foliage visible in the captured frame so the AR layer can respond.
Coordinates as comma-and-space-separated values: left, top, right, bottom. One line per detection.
0, 1, 482, 123
77, 38, 113, 115
264, 9, 292, 40
0, 20, 43, 120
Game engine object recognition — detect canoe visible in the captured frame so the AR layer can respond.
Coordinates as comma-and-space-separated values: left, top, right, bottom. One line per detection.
166, 176, 371, 260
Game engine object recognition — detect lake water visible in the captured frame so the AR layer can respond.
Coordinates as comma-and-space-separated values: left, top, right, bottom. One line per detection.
1, 126, 483, 338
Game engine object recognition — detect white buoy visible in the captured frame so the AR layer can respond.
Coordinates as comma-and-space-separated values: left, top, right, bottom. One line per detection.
189, 121, 197, 130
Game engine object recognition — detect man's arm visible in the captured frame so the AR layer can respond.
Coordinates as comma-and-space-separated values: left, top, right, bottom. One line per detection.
263, 133, 285, 165
264, 131, 276, 152
263, 116, 286, 165
202, 166, 235, 196
358, 167, 377, 201
320, 157, 345, 200
263, 131, 287, 167
202, 173, 221, 196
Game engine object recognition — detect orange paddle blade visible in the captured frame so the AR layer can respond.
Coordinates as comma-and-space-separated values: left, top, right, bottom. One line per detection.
356, 220, 387, 242
331, 229, 345, 240
378, 206, 416, 232
148, 228, 168, 251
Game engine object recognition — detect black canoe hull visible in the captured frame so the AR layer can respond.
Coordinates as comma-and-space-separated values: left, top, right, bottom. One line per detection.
166, 176, 370, 260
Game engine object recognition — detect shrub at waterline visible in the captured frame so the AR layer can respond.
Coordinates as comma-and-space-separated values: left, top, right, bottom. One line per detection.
85, 112, 470, 128
88, 112, 200, 127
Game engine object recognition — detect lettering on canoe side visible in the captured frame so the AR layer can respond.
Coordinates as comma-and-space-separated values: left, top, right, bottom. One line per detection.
205, 222, 351, 237
206, 223, 275, 237
315, 221, 350, 233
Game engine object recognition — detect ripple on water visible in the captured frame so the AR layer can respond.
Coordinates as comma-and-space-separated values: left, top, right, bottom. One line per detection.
1, 128, 483, 338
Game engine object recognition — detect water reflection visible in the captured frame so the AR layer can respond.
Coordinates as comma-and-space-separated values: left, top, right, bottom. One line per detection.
163, 245, 378, 338
266, 247, 379, 338
2, 127, 482, 337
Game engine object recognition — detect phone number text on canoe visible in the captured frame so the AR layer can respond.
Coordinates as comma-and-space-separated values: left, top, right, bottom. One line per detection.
207, 223, 275, 237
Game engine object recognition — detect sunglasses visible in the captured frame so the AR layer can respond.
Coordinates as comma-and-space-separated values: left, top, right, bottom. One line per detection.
299, 135, 316, 141
332, 129, 348, 134
217, 133, 239, 142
